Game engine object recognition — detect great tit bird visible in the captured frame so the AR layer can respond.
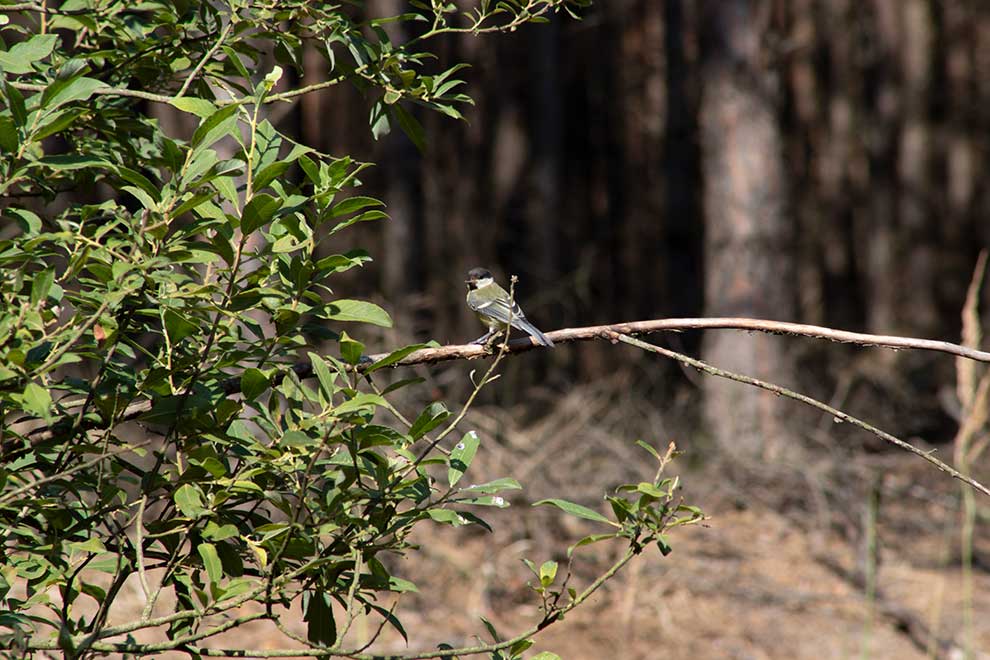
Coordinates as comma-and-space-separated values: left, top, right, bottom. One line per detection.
465, 267, 554, 347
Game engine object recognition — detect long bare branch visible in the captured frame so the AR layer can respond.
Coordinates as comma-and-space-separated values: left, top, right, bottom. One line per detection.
360, 317, 990, 367
610, 331, 990, 499
9, 317, 990, 452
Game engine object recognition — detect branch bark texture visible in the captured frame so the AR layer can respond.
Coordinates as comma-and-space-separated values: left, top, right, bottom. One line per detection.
10, 317, 990, 453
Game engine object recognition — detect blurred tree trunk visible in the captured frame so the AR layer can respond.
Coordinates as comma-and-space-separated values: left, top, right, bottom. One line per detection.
700, 0, 797, 458
371, 0, 422, 312
861, 0, 901, 335
662, 0, 703, 324
977, 7, 990, 248
897, 0, 937, 336
526, 21, 562, 297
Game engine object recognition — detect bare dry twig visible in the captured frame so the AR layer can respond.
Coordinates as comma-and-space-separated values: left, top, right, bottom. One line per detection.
358, 317, 990, 367
608, 331, 990, 499
9, 316, 990, 479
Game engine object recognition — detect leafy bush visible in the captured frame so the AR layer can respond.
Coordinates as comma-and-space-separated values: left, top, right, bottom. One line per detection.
0, 1, 699, 657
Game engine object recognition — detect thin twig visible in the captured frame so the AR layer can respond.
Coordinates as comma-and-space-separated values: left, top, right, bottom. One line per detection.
359, 318, 990, 367
29, 548, 639, 658
175, 19, 233, 98
610, 331, 990, 499
334, 549, 364, 646
135, 496, 152, 605
11, 316, 990, 454
0, 439, 151, 506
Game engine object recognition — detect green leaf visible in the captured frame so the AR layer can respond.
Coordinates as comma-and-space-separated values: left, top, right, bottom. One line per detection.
533, 499, 617, 526
170, 97, 218, 118
122, 185, 159, 211
315, 250, 372, 275
677, 504, 704, 517
370, 99, 390, 140
447, 430, 478, 486
0, 34, 58, 74
308, 352, 338, 402
410, 402, 450, 440
460, 477, 522, 494
635, 439, 662, 461
31, 107, 85, 141
20, 382, 52, 420
241, 193, 282, 234
202, 522, 239, 542
197, 543, 223, 584
509, 639, 534, 656
329, 209, 388, 234
6, 207, 41, 235
117, 168, 162, 203
38, 154, 113, 171
363, 343, 425, 374
5, 82, 26, 126
331, 393, 386, 417
381, 376, 425, 395
567, 533, 619, 557
480, 616, 500, 642
539, 561, 557, 587
172, 191, 215, 219
607, 496, 632, 523
222, 45, 251, 79
657, 534, 673, 556
42, 76, 105, 110
30, 269, 55, 304
214, 175, 240, 210
174, 484, 208, 518
531, 653, 563, 660
388, 576, 418, 593
281, 430, 316, 447
0, 115, 17, 152
338, 331, 364, 365
635, 482, 665, 498
393, 103, 425, 153
240, 368, 268, 401
303, 591, 336, 647
163, 309, 198, 344
324, 299, 392, 327
191, 103, 240, 151
253, 161, 290, 191
329, 195, 384, 218
427, 509, 468, 526
458, 495, 510, 508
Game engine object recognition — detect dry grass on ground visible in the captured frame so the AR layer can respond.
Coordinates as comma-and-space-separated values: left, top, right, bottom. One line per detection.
21, 381, 990, 659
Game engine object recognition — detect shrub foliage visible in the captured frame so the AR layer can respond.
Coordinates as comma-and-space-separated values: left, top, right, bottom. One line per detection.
0, 1, 700, 657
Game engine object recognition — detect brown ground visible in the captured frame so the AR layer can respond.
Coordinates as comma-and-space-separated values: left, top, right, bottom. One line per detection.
19, 383, 990, 659
188, 466, 990, 660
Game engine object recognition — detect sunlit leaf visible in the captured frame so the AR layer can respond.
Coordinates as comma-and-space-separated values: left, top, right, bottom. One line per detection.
447, 430, 478, 486
533, 499, 617, 526
324, 299, 392, 327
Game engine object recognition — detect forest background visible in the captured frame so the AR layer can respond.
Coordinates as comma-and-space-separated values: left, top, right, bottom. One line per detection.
288, 1, 990, 656
3, 0, 990, 657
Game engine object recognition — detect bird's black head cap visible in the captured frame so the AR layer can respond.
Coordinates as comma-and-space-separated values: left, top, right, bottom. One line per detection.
465, 267, 492, 286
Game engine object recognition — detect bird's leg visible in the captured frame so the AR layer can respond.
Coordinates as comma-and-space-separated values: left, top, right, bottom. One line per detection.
471, 330, 495, 345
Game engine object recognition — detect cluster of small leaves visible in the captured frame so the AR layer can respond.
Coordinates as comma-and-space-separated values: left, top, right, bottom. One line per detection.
456, 442, 704, 660
533, 441, 703, 592
0, 1, 701, 658
0, 0, 590, 164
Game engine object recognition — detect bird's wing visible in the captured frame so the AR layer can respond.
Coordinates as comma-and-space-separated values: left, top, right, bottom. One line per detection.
467, 296, 526, 326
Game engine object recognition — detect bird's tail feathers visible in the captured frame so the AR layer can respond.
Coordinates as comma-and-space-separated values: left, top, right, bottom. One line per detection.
513, 319, 554, 347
